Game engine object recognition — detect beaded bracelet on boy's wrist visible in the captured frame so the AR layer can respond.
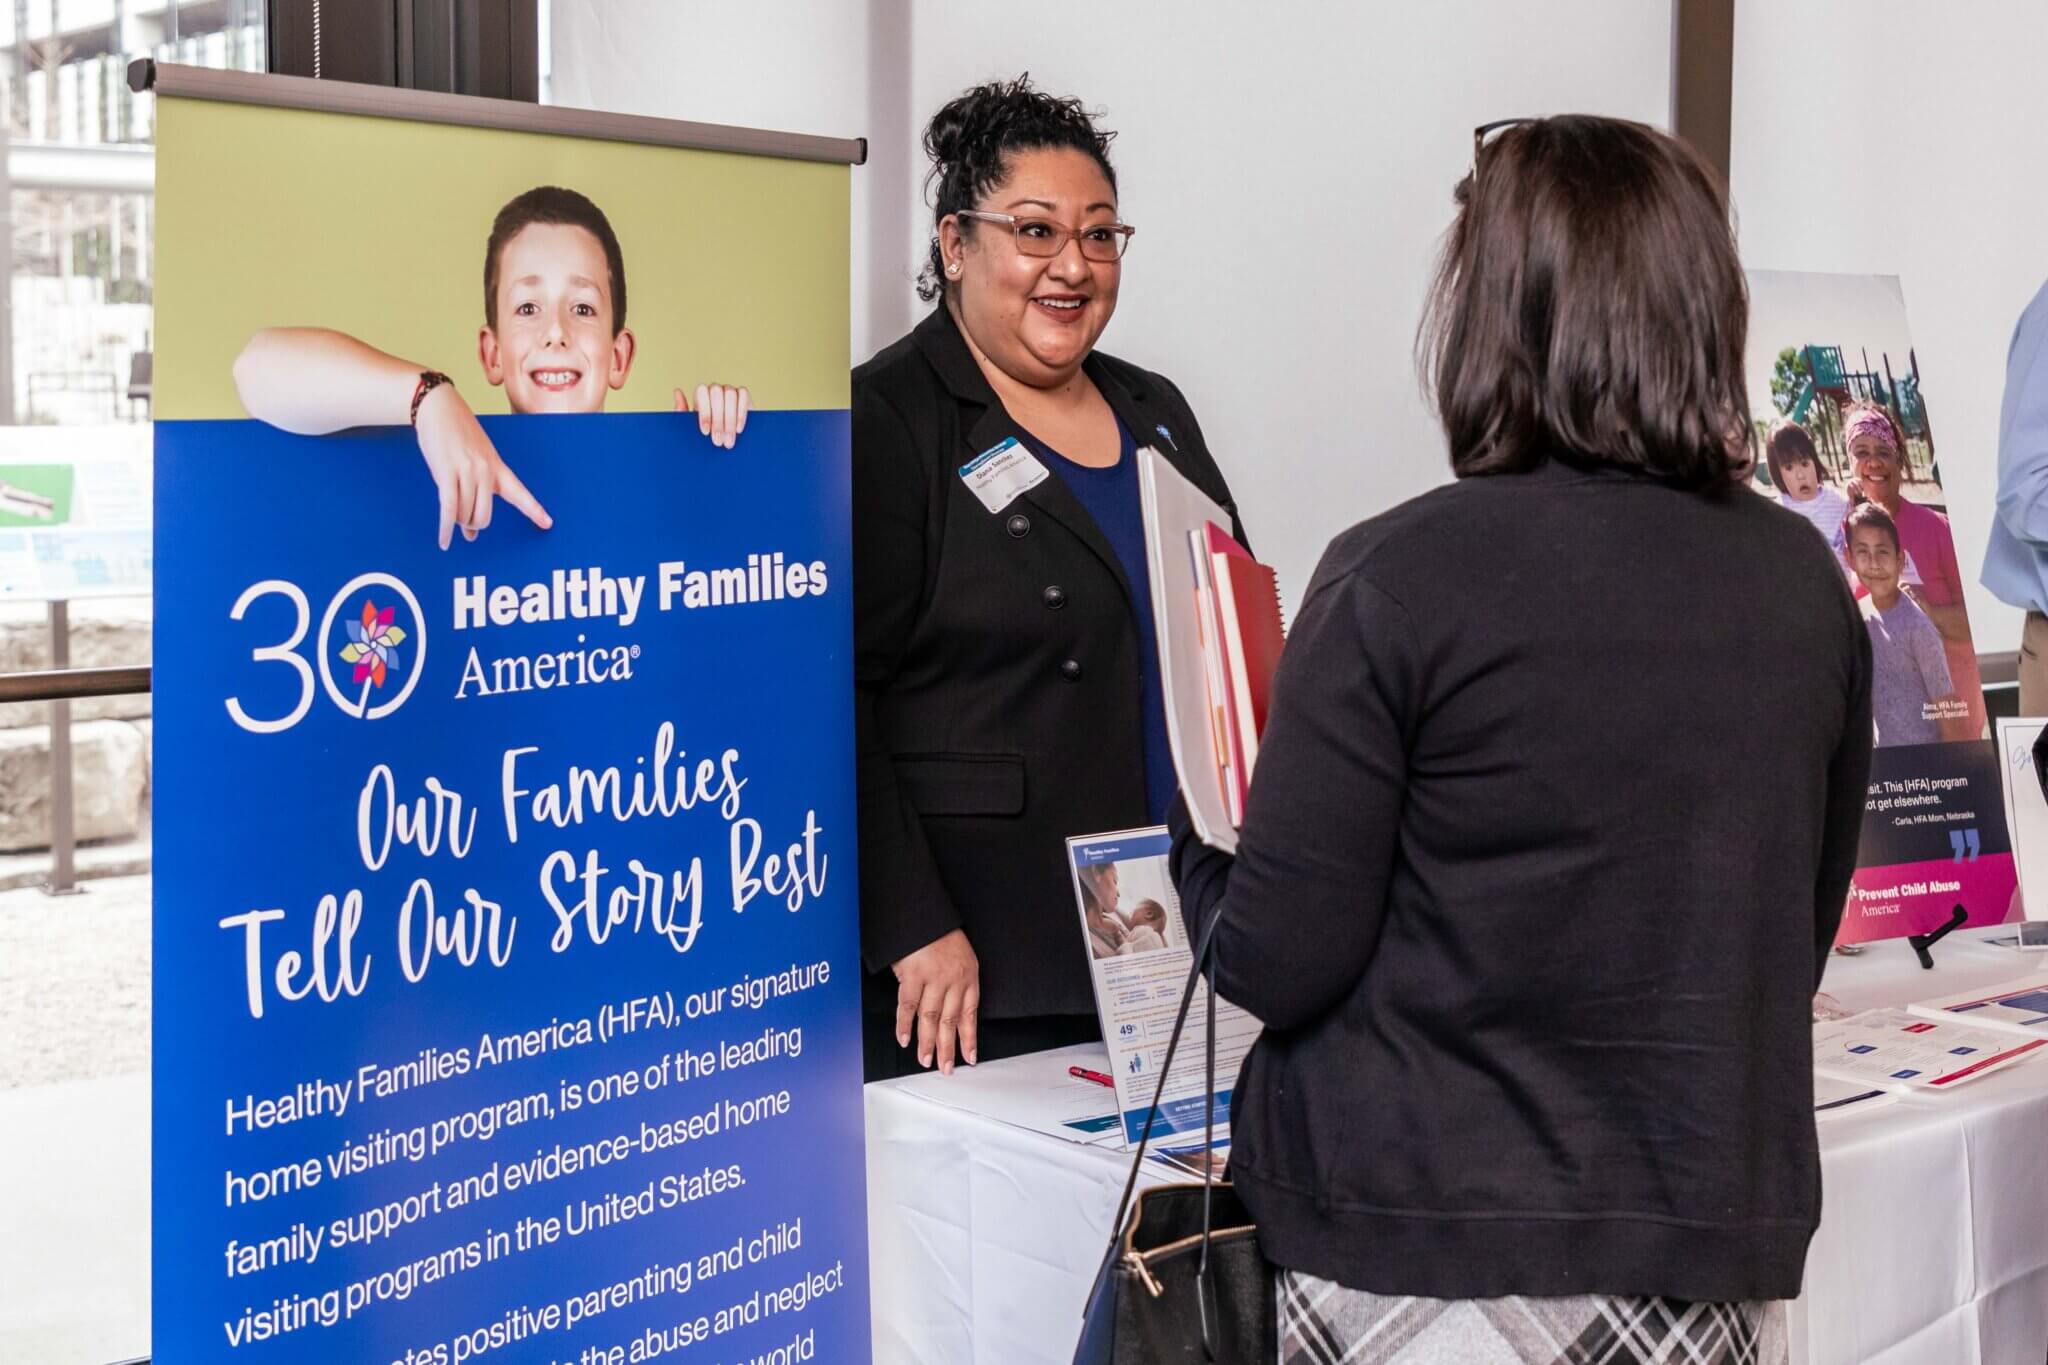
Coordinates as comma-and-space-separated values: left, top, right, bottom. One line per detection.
410, 370, 453, 425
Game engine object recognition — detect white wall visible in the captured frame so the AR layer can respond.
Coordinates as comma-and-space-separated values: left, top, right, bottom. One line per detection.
897, 1, 1672, 605
550, 0, 1674, 605
1731, 0, 2048, 660
545, 0, 911, 371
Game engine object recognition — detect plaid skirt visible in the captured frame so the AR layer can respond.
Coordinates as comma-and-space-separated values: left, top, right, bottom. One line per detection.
1278, 1268, 1789, 1365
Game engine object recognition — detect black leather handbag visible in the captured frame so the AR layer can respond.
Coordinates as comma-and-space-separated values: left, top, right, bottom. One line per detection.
1072, 910, 1277, 1363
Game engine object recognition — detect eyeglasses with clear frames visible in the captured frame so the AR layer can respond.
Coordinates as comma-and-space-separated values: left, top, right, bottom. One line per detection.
1471, 117, 1540, 181
953, 210, 1137, 262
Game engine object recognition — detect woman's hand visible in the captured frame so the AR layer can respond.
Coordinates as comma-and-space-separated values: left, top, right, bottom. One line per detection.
414, 384, 552, 549
1899, 583, 1973, 643
675, 383, 751, 449
892, 928, 979, 1073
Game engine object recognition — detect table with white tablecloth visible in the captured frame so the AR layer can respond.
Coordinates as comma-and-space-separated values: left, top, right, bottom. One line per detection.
864, 926, 2048, 1365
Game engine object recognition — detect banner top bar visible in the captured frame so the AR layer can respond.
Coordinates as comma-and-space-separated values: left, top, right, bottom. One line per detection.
130, 59, 868, 167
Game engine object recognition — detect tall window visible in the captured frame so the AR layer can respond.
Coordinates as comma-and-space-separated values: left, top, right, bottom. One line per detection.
1, 7, 263, 1362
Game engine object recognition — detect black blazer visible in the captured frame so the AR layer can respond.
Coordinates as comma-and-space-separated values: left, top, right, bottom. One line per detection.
852, 306, 1241, 1018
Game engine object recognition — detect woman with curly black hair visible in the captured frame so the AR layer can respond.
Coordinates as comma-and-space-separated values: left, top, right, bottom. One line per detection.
852, 76, 1243, 1078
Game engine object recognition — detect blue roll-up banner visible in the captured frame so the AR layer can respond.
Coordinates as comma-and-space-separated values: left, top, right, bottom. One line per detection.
154, 410, 867, 1363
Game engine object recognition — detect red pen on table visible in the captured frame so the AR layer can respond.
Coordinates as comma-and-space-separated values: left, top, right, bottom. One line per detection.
1069, 1065, 1115, 1088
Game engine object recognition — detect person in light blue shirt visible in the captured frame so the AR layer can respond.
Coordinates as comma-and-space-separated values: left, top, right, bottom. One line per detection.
1982, 278, 2048, 713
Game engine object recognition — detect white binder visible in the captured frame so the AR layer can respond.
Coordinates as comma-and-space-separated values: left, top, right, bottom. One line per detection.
1137, 448, 1237, 853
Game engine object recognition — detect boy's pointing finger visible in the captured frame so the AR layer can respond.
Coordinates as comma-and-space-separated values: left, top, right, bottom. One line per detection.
498, 466, 553, 531
437, 480, 456, 552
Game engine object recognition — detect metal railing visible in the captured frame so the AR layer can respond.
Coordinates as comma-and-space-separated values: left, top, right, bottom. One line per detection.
0, 664, 150, 703
0, 602, 151, 893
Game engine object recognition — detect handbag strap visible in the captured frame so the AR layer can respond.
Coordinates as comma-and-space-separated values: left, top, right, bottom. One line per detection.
1195, 927, 1222, 1356
1104, 901, 1227, 1252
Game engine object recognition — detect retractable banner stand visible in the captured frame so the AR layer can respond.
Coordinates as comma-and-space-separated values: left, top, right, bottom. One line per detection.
143, 64, 868, 1363
1744, 270, 2018, 946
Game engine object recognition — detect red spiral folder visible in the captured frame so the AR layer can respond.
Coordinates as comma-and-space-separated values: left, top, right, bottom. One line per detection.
1187, 521, 1286, 824
1139, 451, 1286, 852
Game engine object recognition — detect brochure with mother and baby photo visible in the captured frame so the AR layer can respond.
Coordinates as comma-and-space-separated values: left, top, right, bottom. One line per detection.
1066, 827, 1260, 1151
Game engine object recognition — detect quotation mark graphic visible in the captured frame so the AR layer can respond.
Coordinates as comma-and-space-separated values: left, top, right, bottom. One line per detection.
1950, 828, 1982, 863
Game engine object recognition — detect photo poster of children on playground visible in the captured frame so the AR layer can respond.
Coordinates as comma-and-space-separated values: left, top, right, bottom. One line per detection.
149, 88, 869, 1362
1745, 270, 2017, 945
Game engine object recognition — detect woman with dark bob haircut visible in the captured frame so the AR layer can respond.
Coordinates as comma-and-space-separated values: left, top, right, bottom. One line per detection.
852, 78, 1240, 1078
1171, 116, 1872, 1364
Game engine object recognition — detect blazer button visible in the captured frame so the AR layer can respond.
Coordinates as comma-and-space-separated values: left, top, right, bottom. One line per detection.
1042, 585, 1067, 609
1060, 658, 1083, 681
1006, 513, 1031, 538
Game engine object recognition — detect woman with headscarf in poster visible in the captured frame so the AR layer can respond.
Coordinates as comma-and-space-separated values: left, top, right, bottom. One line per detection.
1843, 401, 1984, 741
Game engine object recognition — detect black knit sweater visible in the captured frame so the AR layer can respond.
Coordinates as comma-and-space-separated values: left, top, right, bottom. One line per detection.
1172, 457, 1872, 1303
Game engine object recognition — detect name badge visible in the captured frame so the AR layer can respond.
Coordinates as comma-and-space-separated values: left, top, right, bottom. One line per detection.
959, 437, 1050, 514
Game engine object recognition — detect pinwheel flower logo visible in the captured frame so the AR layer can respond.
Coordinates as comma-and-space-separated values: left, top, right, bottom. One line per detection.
338, 599, 407, 715
221, 571, 425, 733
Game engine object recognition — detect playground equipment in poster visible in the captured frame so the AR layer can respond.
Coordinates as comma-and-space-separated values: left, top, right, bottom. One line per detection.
1778, 343, 1937, 495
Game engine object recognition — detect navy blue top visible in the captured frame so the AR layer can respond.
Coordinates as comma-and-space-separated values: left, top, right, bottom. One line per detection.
1019, 416, 1175, 825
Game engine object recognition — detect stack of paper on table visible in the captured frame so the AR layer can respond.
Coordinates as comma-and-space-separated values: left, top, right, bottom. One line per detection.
887, 1043, 1122, 1147
1811, 1072, 1899, 1122
884, 1042, 1231, 1176
1908, 974, 2048, 1036
1813, 1007, 2048, 1094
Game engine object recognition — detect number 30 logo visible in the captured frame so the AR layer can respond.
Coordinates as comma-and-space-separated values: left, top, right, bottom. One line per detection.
225, 572, 428, 734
